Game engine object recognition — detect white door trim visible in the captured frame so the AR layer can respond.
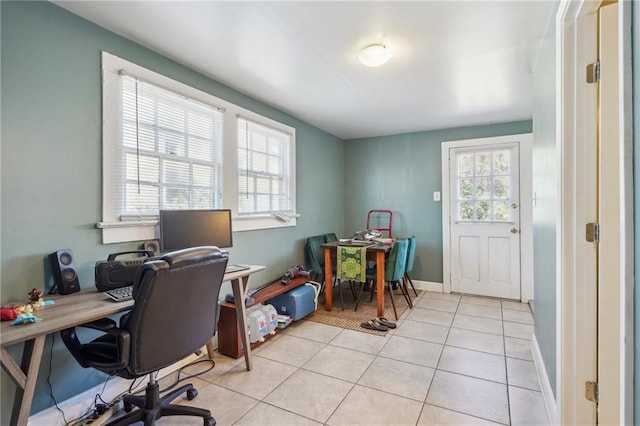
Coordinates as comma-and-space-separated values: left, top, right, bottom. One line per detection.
557, 0, 633, 424
556, 2, 599, 424
441, 133, 533, 301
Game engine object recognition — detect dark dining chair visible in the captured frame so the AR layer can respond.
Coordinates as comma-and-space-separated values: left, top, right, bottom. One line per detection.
305, 234, 327, 286
61, 246, 228, 426
403, 235, 419, 297
359, 239, 411, 319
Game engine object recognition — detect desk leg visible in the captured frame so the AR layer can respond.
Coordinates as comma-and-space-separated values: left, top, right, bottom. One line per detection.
0, 336, 46, 426
205, 341, 216, 361
324, 247, 332, 311
231, 276, 252, 371
376, 251, 385, 318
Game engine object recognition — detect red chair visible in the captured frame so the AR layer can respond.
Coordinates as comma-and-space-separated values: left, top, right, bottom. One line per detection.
366, 209, 392, 237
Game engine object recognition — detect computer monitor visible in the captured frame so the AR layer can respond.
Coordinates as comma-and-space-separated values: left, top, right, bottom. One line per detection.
159, 209, 233, 252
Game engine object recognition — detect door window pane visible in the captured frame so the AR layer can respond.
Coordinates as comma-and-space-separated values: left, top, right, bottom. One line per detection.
455, 147, 515, 222
458, 153, 474, 177
474, 152, 492, 176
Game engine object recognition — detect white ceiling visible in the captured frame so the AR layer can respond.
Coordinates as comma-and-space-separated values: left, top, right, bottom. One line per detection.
54, 1, 555, 139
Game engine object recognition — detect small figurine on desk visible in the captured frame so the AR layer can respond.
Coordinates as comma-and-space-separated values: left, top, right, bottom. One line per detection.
11, 312, 38, 325
28, 288, 42, 302
28, 288, 45, 310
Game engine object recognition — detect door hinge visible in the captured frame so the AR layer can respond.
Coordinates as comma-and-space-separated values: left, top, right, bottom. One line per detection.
585, 381, 599, 403
586, 61, 600, 83
585, 222, 600, 243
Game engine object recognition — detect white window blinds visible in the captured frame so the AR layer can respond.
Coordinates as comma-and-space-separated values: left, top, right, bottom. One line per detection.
237, 117, 292, 215
116, 75, 224, 218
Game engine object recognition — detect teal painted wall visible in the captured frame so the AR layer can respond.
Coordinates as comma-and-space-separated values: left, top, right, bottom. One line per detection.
0, 1, 343, 419
343, 121, 532, 284
531, 4, 558, 397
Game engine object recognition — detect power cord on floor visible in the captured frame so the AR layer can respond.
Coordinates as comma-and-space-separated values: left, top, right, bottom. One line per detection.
161, 358, 216, 395
45, 333, 71, 426
44, 347, 215, 424
62, 376, 116, 426
129, 358, 216, 396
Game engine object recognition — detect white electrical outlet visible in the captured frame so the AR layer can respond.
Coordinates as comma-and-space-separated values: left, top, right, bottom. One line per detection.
433, 191, 441, 202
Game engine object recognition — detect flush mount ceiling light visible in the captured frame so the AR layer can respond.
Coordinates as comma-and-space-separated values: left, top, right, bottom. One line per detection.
357, 44, 392, 67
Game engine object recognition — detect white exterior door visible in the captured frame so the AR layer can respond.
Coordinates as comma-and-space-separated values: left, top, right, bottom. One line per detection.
447, 142, 521, 299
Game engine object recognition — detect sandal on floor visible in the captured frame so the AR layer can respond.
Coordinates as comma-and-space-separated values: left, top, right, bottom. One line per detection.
375, 317, 397, 329
361, 319, 389, 331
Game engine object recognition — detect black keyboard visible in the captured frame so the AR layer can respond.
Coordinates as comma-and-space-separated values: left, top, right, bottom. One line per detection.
104, 285, 133, 302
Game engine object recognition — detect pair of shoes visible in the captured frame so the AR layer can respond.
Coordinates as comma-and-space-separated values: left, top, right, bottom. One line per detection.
376, 317, 396, 329
361, 319, 389, 331
360, 317, 397, 331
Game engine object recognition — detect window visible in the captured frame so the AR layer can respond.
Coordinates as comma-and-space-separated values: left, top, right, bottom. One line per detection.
237, 118, 292, 215
120, 76, 223, 215
454, 147, 515, 222
100, 52, 296, 243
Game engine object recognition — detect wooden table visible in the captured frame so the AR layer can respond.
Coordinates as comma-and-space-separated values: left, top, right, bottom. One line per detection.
0, 265, 264, 426
321, 241, 390, 317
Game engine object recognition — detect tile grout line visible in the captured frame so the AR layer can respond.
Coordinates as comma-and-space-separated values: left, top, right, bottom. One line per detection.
501, 299, 513, 426
417, 294, 460, 424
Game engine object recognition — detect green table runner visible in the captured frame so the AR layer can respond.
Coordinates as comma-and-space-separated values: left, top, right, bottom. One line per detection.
337, 246, 367, 282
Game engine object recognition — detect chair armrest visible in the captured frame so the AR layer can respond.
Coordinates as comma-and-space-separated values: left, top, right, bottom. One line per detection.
60, 319, 131, 370
76, 317, 117, 332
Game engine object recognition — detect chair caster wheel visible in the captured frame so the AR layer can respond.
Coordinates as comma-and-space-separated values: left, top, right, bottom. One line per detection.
186, 388, 198, 400
204, 416, 216, 426
123, 401, 134, 413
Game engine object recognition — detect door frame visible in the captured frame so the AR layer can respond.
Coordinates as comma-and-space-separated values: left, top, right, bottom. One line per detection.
441, 133, 533, 302
557, 0, 633, 424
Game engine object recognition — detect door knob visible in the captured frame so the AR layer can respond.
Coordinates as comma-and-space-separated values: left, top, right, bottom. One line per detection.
510, 227, 519, 234
511, 202, 518, 209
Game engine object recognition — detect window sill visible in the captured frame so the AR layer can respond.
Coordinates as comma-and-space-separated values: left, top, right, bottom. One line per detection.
233, 214, 297, 232
98, 222, 157, 244
97, 215, 297, 244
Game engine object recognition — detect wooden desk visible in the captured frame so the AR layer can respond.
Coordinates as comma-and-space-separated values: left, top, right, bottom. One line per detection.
321, 242, 390, 317
223, 265, 265, 372
0, 265, 264, 426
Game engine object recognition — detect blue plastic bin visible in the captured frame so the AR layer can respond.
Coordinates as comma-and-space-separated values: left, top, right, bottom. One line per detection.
267, 283, 317, 321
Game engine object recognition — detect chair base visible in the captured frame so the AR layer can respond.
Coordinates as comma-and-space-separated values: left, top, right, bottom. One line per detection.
106, 380, 215, 426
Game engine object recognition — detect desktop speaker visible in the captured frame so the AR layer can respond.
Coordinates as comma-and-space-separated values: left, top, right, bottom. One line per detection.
49, 249, 81, 295
142, 240, 160, 257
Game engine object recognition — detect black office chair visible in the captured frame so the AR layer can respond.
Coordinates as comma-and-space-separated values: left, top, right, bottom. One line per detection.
61, 246, 228, 426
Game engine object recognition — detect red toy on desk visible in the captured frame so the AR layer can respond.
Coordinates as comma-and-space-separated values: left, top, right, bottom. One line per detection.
1, 308, 18, 321
0, 304, 38, 325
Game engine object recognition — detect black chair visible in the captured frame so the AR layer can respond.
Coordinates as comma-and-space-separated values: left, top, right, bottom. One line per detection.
61, 246, 229, 426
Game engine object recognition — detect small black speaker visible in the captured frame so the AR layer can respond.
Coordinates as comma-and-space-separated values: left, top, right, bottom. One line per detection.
142, 240, 160, 257
49, 249, 81, 295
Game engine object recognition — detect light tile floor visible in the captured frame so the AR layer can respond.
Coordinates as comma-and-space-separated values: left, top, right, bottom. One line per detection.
137, 291, 550, 425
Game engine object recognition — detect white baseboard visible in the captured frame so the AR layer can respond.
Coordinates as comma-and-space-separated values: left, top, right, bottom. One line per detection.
532, 334, 558, 425
28, 350, 205, 425
413, 280, 443, 293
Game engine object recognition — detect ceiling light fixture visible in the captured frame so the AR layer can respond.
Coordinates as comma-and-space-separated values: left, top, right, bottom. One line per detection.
357, 44, 392, 67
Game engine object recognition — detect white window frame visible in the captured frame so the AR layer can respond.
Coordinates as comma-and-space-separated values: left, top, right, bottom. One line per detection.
452, 144, 518, 224
99, 52, 296, 243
